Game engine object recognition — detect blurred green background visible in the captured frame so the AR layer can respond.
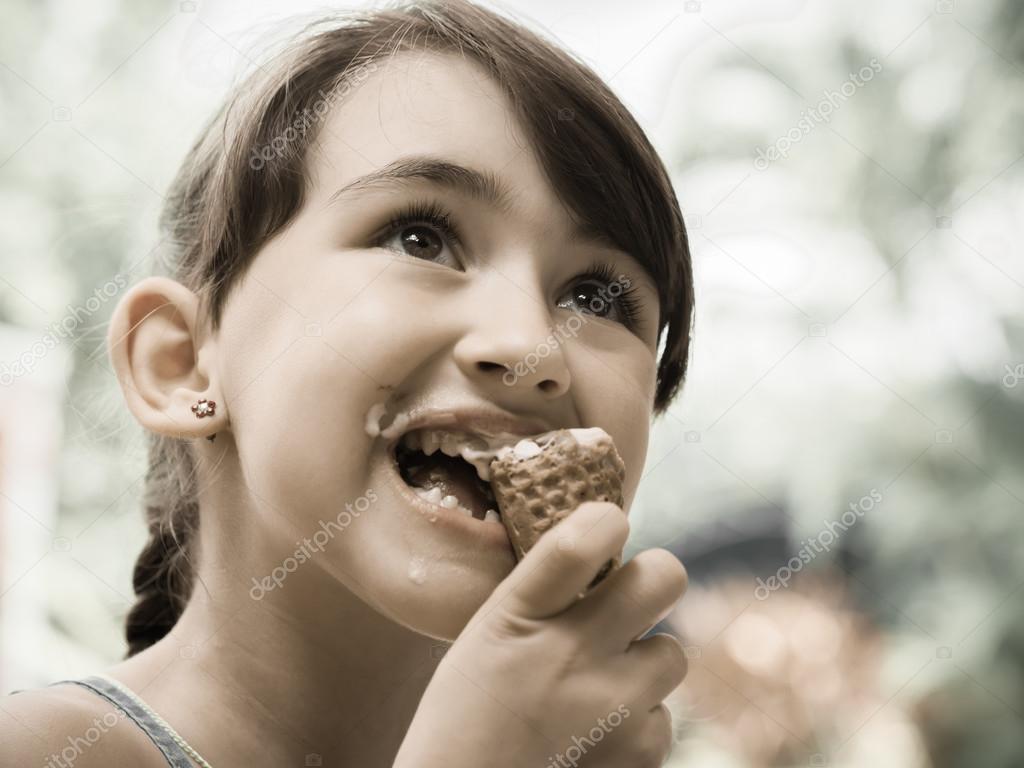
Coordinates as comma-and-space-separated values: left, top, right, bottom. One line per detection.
1, 0, 1021, 766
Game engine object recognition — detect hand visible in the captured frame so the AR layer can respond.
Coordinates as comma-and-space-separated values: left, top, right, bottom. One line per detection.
395, 501, 688, 768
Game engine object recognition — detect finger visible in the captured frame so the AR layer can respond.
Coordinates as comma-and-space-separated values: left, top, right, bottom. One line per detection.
489, 501, 629, 620
603, 702, 674, 768
622, 632, 688, 710
642, 702, 674, 766
579, 700, 671, 768
570, 548, 688, 649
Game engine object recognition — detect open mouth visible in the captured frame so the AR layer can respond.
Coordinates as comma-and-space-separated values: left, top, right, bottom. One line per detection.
393, 429, 503, 522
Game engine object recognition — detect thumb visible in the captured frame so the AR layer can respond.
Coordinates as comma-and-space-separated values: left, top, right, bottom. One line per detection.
473, 502, 629, 626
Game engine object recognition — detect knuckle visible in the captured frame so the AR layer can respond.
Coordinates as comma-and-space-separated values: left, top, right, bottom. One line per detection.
652, 634, 688, 683
647, 549, 688, 597
484, 607, 540, 644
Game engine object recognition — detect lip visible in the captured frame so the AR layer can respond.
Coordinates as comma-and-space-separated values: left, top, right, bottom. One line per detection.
382, 405, 556, 451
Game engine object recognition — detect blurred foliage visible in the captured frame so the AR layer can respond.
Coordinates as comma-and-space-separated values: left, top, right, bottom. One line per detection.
1, 0, 1022, 766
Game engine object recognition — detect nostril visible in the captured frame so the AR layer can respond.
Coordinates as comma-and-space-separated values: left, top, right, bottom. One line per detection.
537, 379, 560, 394
477, 361, 506, 374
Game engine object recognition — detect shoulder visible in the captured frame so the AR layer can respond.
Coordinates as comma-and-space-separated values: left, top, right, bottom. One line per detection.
0, 683, 171, 768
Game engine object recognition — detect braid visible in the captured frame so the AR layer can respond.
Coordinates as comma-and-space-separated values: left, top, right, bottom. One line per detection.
124, 433, 200, 658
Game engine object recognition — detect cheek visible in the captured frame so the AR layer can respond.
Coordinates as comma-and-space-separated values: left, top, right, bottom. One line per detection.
216, 265, 447, 521
607, 383, 654, 511
215, 301, 376, 518
222, 325, 377, 520
319, 272, 441, 381
566, 332, 656, 510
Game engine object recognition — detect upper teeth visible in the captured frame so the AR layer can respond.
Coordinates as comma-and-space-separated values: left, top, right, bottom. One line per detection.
399, 428, 523, 481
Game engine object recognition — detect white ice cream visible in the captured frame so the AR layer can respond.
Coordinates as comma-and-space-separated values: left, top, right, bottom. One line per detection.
364, 402, 411, 439
364, 402, 388, 437
495, 426, 612, 462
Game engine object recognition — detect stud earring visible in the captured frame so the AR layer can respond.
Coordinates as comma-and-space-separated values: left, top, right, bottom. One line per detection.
191, 398, 216, 418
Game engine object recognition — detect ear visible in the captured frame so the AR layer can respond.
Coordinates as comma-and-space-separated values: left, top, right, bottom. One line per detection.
107, 276, 226, 440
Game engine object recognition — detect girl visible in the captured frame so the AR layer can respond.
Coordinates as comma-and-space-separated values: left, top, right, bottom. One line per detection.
3, 1, 694, 765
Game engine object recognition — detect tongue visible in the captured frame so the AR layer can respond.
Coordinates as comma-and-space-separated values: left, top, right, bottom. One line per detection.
402, 452, 493, 519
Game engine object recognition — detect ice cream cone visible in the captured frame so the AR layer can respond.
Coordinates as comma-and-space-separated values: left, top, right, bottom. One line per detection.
488, 428, 626, 589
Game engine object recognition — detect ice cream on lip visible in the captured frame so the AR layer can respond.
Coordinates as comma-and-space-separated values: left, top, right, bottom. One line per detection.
364, 401, 411, 441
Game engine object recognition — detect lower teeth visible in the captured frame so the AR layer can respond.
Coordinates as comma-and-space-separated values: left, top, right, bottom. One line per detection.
415, 487, 444, 505
410, 486, 500, 521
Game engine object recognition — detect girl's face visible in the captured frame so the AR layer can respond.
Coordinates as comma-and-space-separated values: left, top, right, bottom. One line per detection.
216, 51, 661, 639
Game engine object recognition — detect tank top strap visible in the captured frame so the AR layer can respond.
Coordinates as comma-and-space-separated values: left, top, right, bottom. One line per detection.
45, 674, 209, 768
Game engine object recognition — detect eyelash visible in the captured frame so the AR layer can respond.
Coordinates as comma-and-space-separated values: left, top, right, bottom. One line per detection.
375, 200, 645, 329
569, 261, 644, 328
379, 200, 465, 253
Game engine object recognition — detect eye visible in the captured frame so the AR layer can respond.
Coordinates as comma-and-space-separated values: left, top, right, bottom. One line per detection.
556, 263, 644, 329
375, 201, 463, 269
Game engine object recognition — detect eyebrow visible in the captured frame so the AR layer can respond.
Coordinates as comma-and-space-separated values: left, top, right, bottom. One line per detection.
326, 155, 518, 215
324, 155, 624, 252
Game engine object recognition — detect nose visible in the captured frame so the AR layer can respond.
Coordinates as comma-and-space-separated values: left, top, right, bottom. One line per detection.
453, 284, 571, 400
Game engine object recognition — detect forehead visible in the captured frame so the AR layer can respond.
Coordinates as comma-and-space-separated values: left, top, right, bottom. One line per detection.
307, 51, 546, 212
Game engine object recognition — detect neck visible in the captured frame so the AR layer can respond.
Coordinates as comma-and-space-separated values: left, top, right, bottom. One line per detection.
107, 446, 440, 767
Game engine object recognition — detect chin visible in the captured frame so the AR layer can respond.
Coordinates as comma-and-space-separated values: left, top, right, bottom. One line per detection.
397, 582, 492, 641
352, 564, 504, 642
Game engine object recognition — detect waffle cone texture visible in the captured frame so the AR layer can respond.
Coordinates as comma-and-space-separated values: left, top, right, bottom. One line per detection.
489, 430, 626, 589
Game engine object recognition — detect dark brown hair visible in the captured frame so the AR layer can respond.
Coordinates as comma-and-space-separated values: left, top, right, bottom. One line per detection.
124, 0, 694, 657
